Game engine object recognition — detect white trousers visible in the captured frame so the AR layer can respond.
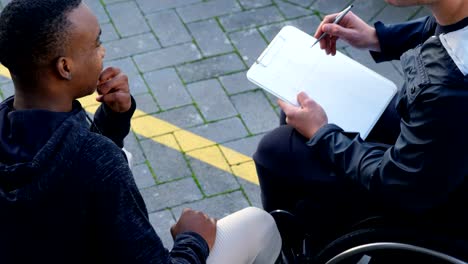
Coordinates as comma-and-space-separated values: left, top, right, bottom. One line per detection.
207, 207, 282, 264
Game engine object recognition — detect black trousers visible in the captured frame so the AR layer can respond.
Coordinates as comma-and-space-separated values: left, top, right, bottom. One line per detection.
253, 94, 401, 249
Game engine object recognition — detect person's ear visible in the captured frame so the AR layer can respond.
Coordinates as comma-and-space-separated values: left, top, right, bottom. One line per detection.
56, 57, 73, 81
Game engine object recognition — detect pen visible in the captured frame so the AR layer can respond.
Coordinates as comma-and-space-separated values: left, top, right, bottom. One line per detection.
311, 4, 353, 48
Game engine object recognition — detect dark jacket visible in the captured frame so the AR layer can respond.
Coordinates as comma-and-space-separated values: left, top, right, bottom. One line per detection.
307, 16, 468, 218
0, 97, 209, 263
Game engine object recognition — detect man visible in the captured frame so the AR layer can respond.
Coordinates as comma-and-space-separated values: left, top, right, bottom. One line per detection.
254, 0, 468, 258
0, 1, 280, 263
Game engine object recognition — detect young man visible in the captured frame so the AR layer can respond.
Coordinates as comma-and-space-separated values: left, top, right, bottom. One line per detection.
0, 1, 280, 263
254, 0, 468, 257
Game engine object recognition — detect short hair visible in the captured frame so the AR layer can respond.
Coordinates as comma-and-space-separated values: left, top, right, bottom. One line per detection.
0, 0, 82, 77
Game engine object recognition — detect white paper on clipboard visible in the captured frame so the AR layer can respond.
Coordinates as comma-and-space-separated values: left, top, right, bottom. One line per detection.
246, 26, 398, 139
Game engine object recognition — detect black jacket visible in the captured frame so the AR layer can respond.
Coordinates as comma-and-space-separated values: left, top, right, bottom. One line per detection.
0, 97, 209, 263
307, 16, 468, 217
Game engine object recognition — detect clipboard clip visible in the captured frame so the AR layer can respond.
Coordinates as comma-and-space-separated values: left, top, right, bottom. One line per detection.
255, 36, 285, 67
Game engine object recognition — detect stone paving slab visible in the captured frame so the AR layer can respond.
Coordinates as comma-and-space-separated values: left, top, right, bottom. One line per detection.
177, 53, 246, 83
219, 71, 259, 94
189, 156, 240, 196
124, 132, 146, 165
229, 28, 268, 66
140, 177, 203, 212
132, 163, 156, 189
177, 0, 241, 23
149, 209, 176, 249
186, 79, 238, 121
274, 0, 311, 19
134, 43, 202, 72
220, 6, 284, 32
140, 136, 193, 182
171, 191, 251, 220
0, 0, 435, 252
133, 93, 159, 116
231, 90, 279, 134
104, 33, 160, 61
350, 0, 387, 22
259, 15, 322, 42
187, 117, 249, 144
137, 0, 201, 14
107, 1, 150, 37
143, 68, 193, 110
154, 105, 205, 129
187, 19, 234, 57
146, 10, 192, 47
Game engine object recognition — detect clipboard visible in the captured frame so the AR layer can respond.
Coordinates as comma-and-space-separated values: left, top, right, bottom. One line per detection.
247, 26, 398, 139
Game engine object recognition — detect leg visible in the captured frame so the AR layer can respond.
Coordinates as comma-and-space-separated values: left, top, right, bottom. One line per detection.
253, 125, 378, 251
253, 124, 341, 216
206, 207, 282, 264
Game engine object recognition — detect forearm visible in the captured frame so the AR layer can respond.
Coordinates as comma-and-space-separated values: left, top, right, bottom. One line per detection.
307, 125, 433, 213
307, 124, 390, 190
92, 95, 136, 148
370, 16, 436, 62
307, 94, 467, 214
169, 233, 209, 264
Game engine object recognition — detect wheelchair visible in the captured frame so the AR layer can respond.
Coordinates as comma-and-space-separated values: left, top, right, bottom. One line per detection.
271, 210, 468, 264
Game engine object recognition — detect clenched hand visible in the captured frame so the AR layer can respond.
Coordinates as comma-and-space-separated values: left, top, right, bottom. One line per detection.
96, 67, 131, 112
171, 208, 217, 251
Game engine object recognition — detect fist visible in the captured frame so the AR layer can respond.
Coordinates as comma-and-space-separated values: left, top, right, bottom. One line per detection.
96, 67, 131, 112
171, 208, 217, 251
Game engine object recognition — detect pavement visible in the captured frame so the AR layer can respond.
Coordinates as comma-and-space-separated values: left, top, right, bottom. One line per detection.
0, 0, 432, 249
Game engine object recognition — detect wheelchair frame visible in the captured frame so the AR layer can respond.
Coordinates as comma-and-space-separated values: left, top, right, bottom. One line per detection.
271, 210, 468, 264
325, 242, 467, 264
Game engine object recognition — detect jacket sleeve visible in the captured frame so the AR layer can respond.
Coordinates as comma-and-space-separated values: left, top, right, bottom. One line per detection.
307, 83, 468, 213
370, 16, 437, 62
82, 138, 209, 264
92, 96, 137, 148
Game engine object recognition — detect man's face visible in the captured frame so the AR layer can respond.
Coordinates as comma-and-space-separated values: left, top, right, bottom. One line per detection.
66, 3, 105, 98
385, 0, 439, 6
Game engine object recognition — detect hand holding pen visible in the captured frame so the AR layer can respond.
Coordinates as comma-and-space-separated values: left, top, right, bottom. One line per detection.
312, 5, 353, 48
313, 5, 381, 55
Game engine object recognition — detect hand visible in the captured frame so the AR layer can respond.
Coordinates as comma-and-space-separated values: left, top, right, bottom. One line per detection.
171, 208, 217, 251
96, 67, 131, 112
314, 11, 380, 56
278, 92, 328, 139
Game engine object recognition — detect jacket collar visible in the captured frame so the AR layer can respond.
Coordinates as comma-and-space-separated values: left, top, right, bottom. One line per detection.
439, 25, 468, 76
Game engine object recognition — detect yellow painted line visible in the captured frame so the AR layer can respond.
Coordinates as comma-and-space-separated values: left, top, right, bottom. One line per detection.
0, 64, 10, 78
153, 133, 180, 151
79, 94, 259, 184
231, 161, 258, 184
0, 66, 259, 185
188, 146, 230, 172
220, 145, 252, 165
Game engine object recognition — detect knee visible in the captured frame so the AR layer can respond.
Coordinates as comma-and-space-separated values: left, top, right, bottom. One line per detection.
253, 131, 275, 162
253, 125, 294, 165
242, 206, 272, 221
240, 207, 280, 235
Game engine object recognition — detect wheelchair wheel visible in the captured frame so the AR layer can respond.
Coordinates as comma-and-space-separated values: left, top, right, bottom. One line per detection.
323, 242, 468, 264
315, 228, 468, 264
